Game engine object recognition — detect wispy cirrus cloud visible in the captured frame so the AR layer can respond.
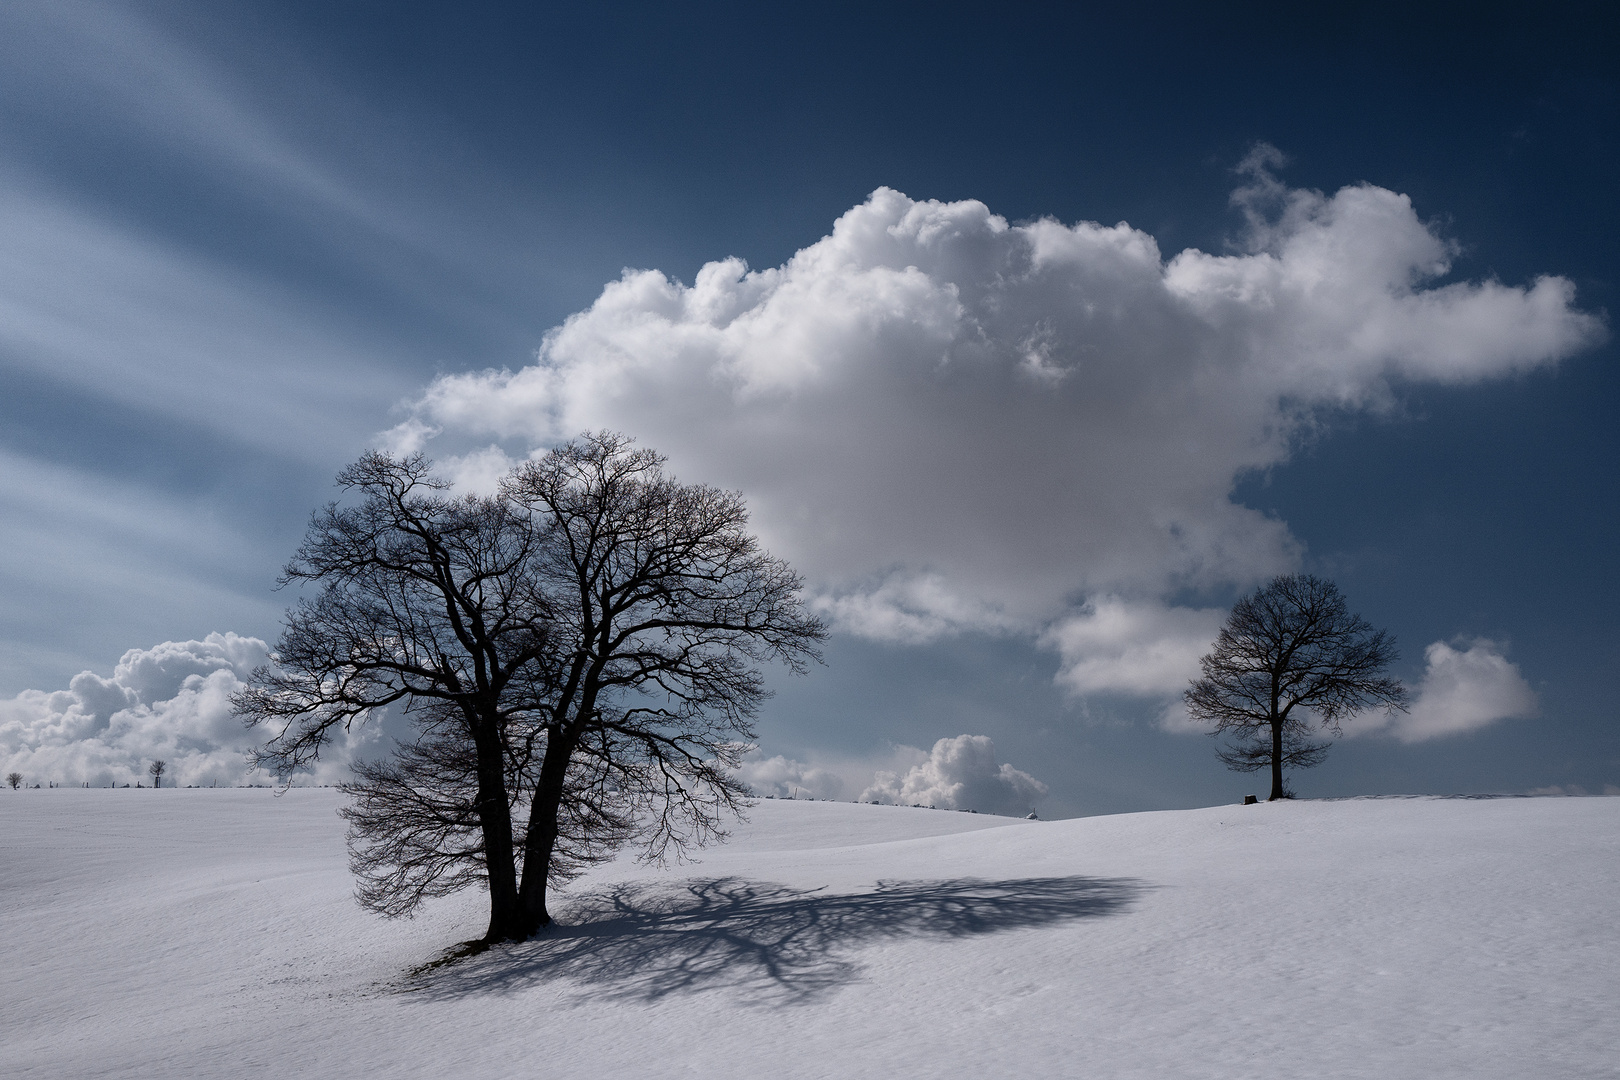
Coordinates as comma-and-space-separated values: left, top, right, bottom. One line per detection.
0, 0, 557, 691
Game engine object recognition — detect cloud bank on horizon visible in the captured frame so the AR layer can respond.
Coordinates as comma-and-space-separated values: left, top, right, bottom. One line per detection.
0, 633, 1048, 812
0, 634, 374, 787
389, 153, 1599, 732
861, 734, 1048, 815
737, 734, 1048, 816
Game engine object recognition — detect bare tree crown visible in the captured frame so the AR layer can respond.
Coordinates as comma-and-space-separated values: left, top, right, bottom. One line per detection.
235, 433, 825, 942
1185, 574, 1407, 799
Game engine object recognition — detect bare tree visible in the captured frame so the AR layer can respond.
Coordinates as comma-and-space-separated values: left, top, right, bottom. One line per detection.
1184, 574, 1408, 801
237, 436, 824, 943
149, 760, 166, 789
234, 452, 554, 942
6, 772, 21, 790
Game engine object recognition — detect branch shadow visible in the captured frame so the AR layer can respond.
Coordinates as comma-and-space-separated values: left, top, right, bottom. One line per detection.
406, 875, 1148, 1005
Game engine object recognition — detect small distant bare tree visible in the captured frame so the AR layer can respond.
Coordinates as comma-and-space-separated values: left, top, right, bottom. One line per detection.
1185, 574, 1408, 801
149, 760, 167, 789
6, 772, 21, 790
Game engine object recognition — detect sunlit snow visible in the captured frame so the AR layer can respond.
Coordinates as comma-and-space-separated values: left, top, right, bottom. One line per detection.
3, 791, 1615, 1078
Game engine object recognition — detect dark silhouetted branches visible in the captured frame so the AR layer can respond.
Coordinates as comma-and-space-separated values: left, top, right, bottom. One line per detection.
1185, 573, 1408, 801
237, 435, 825, 943
341, 709, 635, 919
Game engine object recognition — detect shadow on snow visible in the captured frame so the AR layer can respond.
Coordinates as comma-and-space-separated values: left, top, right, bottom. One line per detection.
405, 874, 1147, 1005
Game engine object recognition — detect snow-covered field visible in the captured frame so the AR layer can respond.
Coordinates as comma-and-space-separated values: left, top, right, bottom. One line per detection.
3, 790, 1616, 1079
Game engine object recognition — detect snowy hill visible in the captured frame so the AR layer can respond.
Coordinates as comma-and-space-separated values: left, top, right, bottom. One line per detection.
4, 790, 1617, 1079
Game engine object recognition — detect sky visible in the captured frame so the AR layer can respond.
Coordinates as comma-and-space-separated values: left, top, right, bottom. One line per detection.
1, 0, 1615, 816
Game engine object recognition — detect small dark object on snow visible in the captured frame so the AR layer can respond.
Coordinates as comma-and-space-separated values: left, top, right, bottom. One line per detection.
1026, 810, 1039, 820
1244, 795, 1258, 805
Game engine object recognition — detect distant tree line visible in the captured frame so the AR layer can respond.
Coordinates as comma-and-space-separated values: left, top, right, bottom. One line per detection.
6, 762, 175, 789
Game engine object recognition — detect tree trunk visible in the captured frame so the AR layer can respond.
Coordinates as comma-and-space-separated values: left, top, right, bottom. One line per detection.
516, 724, 579, 938
471, 723, 525, 942
1268, 718, 1285, 801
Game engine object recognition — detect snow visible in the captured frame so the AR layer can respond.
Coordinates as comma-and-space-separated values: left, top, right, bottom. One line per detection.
4, 790, 1617, 1078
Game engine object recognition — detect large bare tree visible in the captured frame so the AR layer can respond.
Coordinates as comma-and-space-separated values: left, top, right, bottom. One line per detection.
237, 435, 824, 943
1184, 574, 1408, 801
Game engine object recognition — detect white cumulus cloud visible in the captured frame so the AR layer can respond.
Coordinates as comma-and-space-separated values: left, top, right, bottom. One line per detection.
1043, 596, 1226, 697
0, 633, 372, 787
734, 754, 850, 801
389, 159, 1602, 689
1354, 638, 1538, 743
861, 735, 1047, 816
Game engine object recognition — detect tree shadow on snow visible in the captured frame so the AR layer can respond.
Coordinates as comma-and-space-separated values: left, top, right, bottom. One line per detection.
405, 875, 1147, 1005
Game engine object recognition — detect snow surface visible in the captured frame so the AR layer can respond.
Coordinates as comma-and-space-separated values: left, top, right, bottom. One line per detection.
4, 790, 1617, 1079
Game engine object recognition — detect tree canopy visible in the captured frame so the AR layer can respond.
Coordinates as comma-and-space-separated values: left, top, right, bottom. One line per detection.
1184, 574, 1408, 801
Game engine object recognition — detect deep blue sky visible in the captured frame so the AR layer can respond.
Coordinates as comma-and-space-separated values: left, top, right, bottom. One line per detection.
1, 1, 1614, 812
